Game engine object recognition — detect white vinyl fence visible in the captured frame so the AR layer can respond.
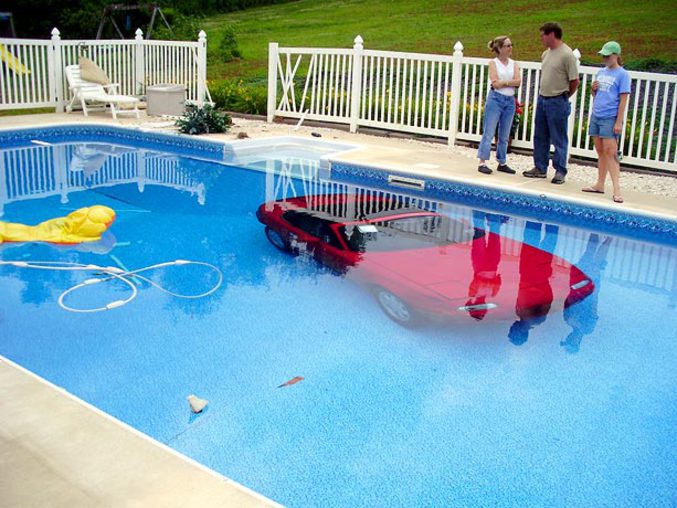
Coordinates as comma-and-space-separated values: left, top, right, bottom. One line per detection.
268, 37, 677, 172
0, 28, 208, 112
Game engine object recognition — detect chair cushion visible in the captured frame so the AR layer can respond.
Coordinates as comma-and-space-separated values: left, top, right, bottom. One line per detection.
79, 57, 110, 85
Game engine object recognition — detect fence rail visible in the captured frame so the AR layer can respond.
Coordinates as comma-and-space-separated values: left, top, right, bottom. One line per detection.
0, 28, 208, 113
268, 37, 677, 172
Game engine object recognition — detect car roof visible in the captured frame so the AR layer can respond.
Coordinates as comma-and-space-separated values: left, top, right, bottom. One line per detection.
362, 207, 435, 221
282, 196, 437, 224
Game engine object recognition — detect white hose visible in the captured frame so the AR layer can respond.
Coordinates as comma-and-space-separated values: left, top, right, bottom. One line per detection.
0, 259, 223, 313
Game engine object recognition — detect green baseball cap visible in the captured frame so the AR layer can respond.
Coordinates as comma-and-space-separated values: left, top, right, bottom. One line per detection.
598, 41, 621, 56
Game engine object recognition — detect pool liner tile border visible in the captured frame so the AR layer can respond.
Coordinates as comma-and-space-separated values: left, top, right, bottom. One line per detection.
0, 124, 228, 162
330, 161, 677, 245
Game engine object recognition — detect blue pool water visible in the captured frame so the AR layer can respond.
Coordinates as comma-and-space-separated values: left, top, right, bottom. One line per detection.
1, 131, 676, 507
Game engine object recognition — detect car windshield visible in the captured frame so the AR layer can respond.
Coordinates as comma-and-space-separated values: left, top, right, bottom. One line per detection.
339, 215, 473, 252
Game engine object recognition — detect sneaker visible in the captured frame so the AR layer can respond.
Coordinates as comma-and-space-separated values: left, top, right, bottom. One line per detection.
551, 172, 566, 184
478, 164, 492, 175
522, 168, 547, 178
497, 164, 516, 174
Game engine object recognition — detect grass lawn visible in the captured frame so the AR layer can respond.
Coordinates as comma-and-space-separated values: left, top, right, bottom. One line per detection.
203, 0, 677, 81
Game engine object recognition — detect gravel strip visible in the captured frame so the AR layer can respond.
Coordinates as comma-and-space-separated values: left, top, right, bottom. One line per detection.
446, 143, 677, 199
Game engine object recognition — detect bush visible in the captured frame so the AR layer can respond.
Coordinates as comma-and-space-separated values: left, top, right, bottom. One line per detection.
176, 104, 232, 135
218, 25, 242, 62
166, 0, 297, 16
211, 79, 268, 114
624, 58, 677, 74
151, 12, 203, 41
580, 58, 677, 74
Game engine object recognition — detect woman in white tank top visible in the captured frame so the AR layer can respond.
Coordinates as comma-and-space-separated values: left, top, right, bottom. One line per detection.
477, 36, 521, 175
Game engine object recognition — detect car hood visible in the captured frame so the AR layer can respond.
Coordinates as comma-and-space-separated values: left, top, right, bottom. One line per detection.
358, 239, 591, 318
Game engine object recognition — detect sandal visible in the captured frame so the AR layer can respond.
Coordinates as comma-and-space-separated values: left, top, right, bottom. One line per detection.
582, 187, 604, 194
613, 195, 624, 203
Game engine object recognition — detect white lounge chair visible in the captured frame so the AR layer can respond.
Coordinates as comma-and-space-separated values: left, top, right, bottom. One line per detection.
65, 65, 140, 119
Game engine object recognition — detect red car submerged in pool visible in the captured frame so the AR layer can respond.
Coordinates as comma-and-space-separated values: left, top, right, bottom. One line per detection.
256, 194, 594, 326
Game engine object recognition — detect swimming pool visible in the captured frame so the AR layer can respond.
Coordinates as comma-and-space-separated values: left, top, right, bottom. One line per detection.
1, 126, 676, 507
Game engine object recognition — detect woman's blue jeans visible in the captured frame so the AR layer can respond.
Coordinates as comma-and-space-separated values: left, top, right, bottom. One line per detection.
477, 90, 516, 164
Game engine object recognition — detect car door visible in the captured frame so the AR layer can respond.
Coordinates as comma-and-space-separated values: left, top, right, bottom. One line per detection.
314, 222, 352, 273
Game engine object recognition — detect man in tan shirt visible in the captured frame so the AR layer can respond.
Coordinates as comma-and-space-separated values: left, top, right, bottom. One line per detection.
523, 22, 579, 184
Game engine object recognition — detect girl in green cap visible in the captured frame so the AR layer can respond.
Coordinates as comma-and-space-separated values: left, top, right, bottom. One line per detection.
583, 41, 630, 203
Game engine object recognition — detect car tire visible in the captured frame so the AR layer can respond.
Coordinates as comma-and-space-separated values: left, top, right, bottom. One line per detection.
374, 287, 418, 327
265, 227, 292, 253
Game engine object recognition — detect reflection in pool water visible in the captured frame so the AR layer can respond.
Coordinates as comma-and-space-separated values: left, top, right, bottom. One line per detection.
1, 140, 676, 508
256, 194, 594, 327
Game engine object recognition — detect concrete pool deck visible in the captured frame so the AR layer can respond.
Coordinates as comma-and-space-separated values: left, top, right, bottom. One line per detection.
0, 357, 280, 508
0, 111, 675, 507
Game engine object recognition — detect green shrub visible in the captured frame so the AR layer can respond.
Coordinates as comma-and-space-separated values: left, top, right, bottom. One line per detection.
580, 58, 677, 73
622, 58, 677, 73
218, 25, 242, 62
166, 0, 297, 16
176, 104, 232, 134
151, 13, 203, 41
211, 79, 268, 114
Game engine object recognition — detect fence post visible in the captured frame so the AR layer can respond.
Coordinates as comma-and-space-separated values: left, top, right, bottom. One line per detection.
50, 28, 64, 113
197, 30, 207, 106
136, 150, 146, 193
447, 41, 464, 146
54, 144, 69, 204
0, 154, 6, 217
267, 42, 279, 122
135, 28, 145, 96
349, 35, 364, 133
566, 48, 581, 162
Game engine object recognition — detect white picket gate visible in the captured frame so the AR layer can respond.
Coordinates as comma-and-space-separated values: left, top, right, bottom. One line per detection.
0, 28, 208, 113
268, 37, 677, 172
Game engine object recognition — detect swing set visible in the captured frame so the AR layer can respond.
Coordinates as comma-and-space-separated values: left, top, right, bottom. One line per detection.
95, 3, 172, 39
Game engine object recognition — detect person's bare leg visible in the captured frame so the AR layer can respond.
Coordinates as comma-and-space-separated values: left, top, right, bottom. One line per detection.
603, 138, 622, 201
584, 137, 607, 192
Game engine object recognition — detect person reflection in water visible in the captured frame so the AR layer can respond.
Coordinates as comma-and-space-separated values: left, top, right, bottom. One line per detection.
466, 212, 503, 320
561, 234, 612, 353
508, 221, 559, 345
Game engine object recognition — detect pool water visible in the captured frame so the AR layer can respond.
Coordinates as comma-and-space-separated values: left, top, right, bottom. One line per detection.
1, 140, 676, 507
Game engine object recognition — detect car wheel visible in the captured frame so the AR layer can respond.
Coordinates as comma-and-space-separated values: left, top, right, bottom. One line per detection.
265, 227, 292, 252
375, 287, 418, 327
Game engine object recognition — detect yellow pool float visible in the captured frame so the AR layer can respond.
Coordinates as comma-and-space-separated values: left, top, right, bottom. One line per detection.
0, 205, 116, 244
